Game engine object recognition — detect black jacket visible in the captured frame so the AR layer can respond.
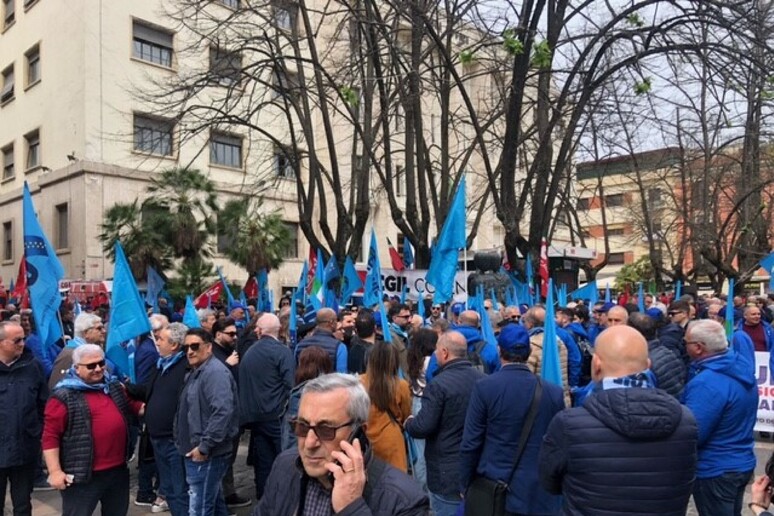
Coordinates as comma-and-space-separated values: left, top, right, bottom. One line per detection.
238, 336, 294, 424
404, 359, 483, 496
648, 339, 686, 399
144, 355, 189, 438
252, 448, 429, 516
347, 335, 373, 375
539, 387, 698, 516
0, 348, 48, 467
658, 323, 689, 365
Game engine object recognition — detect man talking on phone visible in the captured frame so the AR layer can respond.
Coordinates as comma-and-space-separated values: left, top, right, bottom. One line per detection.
252, 373, 429, 515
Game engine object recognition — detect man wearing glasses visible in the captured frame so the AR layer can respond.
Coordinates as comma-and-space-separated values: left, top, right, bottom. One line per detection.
657, 300, 692, 366
0, 321, 47, 516
49, 313, 108, 389
253, 373, 428, 515
175, 328, 238, 516
43, 343, 143, 516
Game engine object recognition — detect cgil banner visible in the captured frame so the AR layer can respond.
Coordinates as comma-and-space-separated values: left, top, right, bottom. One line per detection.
756, 352, 774, 432
355, 269, 470, 302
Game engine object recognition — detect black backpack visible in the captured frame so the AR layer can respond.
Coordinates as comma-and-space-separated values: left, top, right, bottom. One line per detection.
570, 331, 594, 386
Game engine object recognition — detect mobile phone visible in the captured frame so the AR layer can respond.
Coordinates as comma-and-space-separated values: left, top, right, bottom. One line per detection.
327, 425, 366, 484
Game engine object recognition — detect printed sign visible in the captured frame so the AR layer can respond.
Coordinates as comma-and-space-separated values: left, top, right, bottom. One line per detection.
756, 352, 774, 432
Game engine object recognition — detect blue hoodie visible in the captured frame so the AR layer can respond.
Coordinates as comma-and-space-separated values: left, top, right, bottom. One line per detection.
556, 327, 581, 387
683, 348, 757, 478
426, 324, 499, 382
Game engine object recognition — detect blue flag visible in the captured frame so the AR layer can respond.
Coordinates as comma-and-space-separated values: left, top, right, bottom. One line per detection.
525, 253, 534, 294
474, 286, 497, 356
504, 286, 515, 308
637, 282, 645, 312
569, 281, 597, 301
105, 241, 152, 383
675, 280, 682, 299
761, 252, 774, 292
725, 278, 735, 338
489, 288, 499, 311
145, 266, 165, 314
400, 284, 408, 304
217, 267, 236, 308
324, 255, 340, 285
257, 269, 271, 312
541, 279, 563, 387
22, 182, 65, 350
294, 262, 308, 306
363, 230, 383, 309
426, 177, 467, 304
289, 288, 298, 348
183, 295, 201, 328
341, 256, 363, 302
417, 287, 425, 320
403, 236, 414, 270
604, 284, 611, 303
239, 289, 248, 307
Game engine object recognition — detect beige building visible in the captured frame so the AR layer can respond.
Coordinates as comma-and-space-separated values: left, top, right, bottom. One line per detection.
0, 0, 521, 298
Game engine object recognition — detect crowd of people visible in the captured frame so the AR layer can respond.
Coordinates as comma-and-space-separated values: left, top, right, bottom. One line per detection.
0, 287, 772, 515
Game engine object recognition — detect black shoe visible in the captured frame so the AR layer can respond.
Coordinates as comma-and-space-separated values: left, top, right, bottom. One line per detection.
225, 494, 251, 508
134, 493, 156, 506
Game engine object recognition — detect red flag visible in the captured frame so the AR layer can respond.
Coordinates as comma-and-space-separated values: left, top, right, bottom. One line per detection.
306, 247, 318, 296
386, 238, 405, 272
194, 280, 224, 309
12, 258, 26, 299
539, 238, 549, 298
244, 276, 258, 299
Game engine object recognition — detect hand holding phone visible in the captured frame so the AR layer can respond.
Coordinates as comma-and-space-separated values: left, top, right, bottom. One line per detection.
326, 426, 367, 513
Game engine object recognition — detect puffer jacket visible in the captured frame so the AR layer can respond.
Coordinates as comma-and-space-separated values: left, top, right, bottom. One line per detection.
527, 328, 570, 407
684, 348, 758, 478
539, 387, 698, 515
404, 359, 484, 496
647, 339, 686, 399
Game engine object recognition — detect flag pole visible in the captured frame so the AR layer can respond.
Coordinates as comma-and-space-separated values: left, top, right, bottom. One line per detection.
464, 245, 468, 309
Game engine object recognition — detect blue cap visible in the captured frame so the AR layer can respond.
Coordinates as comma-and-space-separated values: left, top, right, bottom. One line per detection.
497, 323, 531, 355
596, 302, 615, 314
451, 302, 465, 316
230, 302, 247, 311
645, 307, 663, 320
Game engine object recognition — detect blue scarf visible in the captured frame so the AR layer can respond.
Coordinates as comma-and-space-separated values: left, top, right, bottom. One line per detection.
157, 351, 185, 374
54, 368, 115, 394
65, 337, 87, 349
389, 323, 408, 340
597, 370, 655, 391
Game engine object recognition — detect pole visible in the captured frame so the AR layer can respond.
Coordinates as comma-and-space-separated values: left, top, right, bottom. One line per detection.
464, 246, 468, 309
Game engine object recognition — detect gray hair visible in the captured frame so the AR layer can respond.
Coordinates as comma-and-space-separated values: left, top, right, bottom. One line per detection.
302, 373, 370, 425
149, 314, 169, 331
688, 319, 728, 353
72, 344, 104, 366
74, 313, 102, 339
0, 321, 21, 340
167, 322, 188, 346
197, 308, 215, 323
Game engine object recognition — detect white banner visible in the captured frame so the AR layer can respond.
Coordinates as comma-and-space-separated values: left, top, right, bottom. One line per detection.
379, 269, 469, 302
755, 351, 774, 432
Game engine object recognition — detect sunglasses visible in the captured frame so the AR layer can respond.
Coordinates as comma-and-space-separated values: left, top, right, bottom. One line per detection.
183, 342, 203, 352
668, 311, 683, 316
290, 419, 353, 441
79, 360, 106, 370
222, 331, 238, 337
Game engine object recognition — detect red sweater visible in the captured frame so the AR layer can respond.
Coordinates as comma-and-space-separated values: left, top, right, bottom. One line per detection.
42, 391, 142, 472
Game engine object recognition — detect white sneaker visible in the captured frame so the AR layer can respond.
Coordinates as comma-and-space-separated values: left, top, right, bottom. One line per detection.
151, 500, 170, 513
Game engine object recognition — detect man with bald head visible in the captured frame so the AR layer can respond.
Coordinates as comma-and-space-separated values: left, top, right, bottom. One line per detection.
454, 310, 500, 374
540, 326, 698, 515
239, 312, 295, 500
404, 331, 483, 515
605, 305, 628, 327
295, 307, 348, 373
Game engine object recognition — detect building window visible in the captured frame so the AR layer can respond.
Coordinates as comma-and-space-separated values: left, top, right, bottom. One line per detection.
220, 0, 240, 8
395, 165, 405, 197
55, 203, 68, 250
577, 198, 591, 211
273, 69, 298, 100
2, 143, 13, 180
607, 252, 625, 265
210, 132, 242, 168
605, 193, 624, 207
274, 3, 295, 32
274, 148, 296, 179
282, 222, 299, 258
25, 44, 40, 87
607, 227, 625, 237
210, 47, 241, 87
3, 0, 14, 28
1, 65, 14, 104
24, 129, 39, 170
132, 21, 174, 68
23, 0, 36, 9
133, 114, 174, 156
2, 221, 11, 262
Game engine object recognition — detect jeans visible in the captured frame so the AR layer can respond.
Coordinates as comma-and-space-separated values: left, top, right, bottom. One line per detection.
61, 465, 129, 516
0, 462, 35, 516
693, 470, 753, 516
247, 420, 282, 500
410, 396, 427, 491
429, 491, 461, 516
185, 454, 229, 516
151, 437, 189, 516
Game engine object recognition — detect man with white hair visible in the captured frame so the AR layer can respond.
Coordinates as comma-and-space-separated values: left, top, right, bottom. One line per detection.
196, 309, 217, 334
48, 313, 107, 389
253, 373, 428, 515
43, 344, 143, 515
683, 319, 758, 515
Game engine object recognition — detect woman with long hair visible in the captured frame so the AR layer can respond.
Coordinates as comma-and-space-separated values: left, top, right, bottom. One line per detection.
281, 346, 333, 450
405, 328, 437, 489
360, 341, 412, 472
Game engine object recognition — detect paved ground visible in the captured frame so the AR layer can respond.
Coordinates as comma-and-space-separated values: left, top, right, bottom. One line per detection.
14, 435, 774, 515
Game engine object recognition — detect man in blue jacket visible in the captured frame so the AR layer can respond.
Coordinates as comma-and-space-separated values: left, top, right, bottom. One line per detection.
684, 319, 758, 516
459, 323, 564, 516
405, 330, 483, 516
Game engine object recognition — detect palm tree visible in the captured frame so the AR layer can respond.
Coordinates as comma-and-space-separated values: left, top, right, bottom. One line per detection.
98, 200, 172, 280
219, 197, 292, 275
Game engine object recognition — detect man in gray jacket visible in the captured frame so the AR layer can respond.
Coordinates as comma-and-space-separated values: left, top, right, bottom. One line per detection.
253, 373, 428, 515
175, 328, 239, 516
